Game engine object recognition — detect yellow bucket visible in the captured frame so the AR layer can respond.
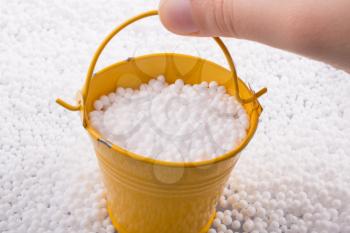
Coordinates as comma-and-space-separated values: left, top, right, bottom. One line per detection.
57, 10, 266, 233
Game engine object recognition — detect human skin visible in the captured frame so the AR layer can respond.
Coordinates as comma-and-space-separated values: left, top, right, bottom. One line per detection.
159, 0, 350, 73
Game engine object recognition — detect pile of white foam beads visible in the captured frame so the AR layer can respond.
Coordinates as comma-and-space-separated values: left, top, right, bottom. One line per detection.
90, 75, 249, 162
207, 175, 350, 233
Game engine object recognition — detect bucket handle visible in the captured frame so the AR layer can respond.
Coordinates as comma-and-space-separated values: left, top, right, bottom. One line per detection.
56, 10, 267, 126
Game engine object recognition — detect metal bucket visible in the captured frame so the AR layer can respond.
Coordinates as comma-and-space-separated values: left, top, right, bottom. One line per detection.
57, 10, 266, 233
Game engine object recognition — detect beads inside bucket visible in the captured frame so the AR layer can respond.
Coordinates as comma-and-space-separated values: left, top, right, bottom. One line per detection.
89, 75, 249, 162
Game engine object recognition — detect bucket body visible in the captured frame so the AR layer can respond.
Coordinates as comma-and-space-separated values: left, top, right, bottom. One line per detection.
92, 137, 239, 233
83, 53, 263, 233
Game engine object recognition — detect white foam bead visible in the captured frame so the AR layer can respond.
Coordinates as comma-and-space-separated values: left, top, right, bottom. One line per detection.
329, 208, 338, 220
213, 218, 221, 227
243, 219, 254, 232
217, 86, 226, 94
208, 229, 217, 233
106, 225, 115, 233
231, 220, 241, 230
223, 215, 232, 225
245, 206, 256, 217
236, 213, 244, 221
216, 211, 224, 220
157, 75, 165, 82
174, 79, 184, 88
100, 95, 110, 107
253, 201, 262, 208
231, 209, 239, 217
256, 207, 266, 218
239, 191, 248, 198
209, 81, 218, 89
276, 192, 285, 200
268, 221, 279, 231
253, 221, 265, 232
224, 210, 232, 216
220, 199, 229, 208
140, 84, 147, 91
89, 110, 102, 119
102, 218, 111, 227
223, 187, 230, 195
332, 199, 342, 209
200, 81, 209, 87
122, 86, 132, 94
93, 100, 103, 111
107, 93, 116, 102
217, 224, 227, 232
228, 194, 240, 205
238, 200, 248, 209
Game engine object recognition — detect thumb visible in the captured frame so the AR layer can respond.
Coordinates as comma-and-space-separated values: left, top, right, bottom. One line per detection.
159, 0, 291, 43
159, 0, 350, 73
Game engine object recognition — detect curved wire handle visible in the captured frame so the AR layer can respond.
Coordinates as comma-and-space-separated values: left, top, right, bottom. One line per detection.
56, 10, 267, 126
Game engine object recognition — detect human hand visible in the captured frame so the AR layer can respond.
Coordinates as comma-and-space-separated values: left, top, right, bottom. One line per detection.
159, 0, 350, 73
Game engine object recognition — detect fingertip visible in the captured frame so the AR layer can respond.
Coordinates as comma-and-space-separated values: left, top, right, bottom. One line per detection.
158, 0, 199, 35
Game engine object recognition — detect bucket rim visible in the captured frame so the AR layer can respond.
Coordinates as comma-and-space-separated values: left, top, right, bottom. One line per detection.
84, 53, 262, 168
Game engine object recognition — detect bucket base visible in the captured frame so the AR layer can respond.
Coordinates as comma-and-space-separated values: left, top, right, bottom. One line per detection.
107, 202, 216, 233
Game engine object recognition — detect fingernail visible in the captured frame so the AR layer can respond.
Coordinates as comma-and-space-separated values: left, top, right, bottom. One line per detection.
160, 0, 198, 35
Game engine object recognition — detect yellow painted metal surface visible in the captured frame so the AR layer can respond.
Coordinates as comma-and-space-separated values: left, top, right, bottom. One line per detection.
56, 10, 266, 233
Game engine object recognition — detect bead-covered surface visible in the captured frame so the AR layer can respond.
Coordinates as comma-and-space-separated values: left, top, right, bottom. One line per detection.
0, 0, 350, 233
